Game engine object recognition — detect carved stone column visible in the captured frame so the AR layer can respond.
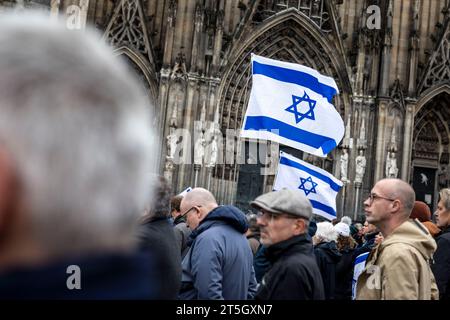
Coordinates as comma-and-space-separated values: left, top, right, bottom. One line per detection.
375, 100, 388, 181
401, 102, 415, 180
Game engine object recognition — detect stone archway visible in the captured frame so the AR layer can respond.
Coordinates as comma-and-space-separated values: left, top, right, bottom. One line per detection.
213, 9, 351, 208
113, 47, 160, 171
412, 91, 450, 211
114, 46, 158, 104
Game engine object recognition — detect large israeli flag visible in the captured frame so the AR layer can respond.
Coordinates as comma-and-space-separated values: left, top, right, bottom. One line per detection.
273, 151, 343, 221
241, 54, 344, 157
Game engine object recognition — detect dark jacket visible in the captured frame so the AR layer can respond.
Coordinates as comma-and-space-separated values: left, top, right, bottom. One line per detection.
173, 215, 192, 258
432, 226, 450, 300
138, 217, 181, 299
314, 241, 341, 300
353, 231, 378, 258
179, 205, 257, 300
254, 244, 270, 283
0, 252, 163, 299
255, 234, 325, 300
335, 248, 355, 300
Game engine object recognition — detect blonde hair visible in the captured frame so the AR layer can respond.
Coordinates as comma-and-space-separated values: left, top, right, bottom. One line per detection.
439, 188, 450, 211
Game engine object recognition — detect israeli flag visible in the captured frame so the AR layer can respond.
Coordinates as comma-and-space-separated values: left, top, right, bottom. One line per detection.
273, 151, 343, 221
241, 54, 344, 157
352, 252, 370, 300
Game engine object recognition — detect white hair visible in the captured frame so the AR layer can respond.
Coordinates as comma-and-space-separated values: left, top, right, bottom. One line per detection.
315, 222, 338, 243
0, 13, 155, 258
340, 216, 352, 226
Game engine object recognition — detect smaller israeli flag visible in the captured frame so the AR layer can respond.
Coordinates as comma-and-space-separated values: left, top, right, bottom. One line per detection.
273, 151, 343, 221
352, 252, 370, 300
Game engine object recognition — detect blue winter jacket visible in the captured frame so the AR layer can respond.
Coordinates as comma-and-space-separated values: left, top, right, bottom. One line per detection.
179, 205, 257, 300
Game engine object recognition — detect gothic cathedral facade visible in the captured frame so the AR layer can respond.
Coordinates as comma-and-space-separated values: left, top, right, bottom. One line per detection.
2, 0, 450, 220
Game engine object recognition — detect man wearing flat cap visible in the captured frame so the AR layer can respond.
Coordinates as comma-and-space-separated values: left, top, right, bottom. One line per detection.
251, 189, 325, 300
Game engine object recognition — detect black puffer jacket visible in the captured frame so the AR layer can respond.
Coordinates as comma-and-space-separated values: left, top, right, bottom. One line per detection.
431, 226, 450, 300
314, 241, 341, 300
255, 234, 325, 300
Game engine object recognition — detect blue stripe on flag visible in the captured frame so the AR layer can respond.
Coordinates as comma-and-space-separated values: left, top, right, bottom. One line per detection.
279, 156, 342, 192
354, 252, 370, 265
310, 200, 337, 218
244, 116, 338, 155
253, 60, 337, 103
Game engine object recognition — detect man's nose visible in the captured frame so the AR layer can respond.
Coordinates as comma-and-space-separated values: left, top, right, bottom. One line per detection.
256, 216, 266, 226
363, 198, 370, 207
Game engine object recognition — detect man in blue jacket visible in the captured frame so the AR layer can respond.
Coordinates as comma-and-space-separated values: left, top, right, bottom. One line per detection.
178, 188, 257, 300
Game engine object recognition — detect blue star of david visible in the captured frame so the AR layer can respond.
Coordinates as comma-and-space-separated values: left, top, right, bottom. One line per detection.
298, 176, 318, 196
285, 92, 317, 124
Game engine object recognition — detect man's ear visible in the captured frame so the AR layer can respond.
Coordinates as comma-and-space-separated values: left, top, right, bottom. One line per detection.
391, 199, 402, 214
293, 218, 307, 235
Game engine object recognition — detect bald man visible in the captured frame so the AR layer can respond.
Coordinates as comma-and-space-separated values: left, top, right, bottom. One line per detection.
356, 179, 438, 300
178, 188, 257, 300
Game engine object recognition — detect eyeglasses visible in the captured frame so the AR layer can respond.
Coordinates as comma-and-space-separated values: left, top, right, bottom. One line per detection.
180, 205, 202, 218
366, 193, 396, 206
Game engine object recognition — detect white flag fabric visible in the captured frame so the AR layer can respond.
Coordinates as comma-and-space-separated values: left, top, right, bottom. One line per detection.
352, 252, 370, 300
241, 54, 344, 157
273, 151, 343, 221
179, 187, 192, 197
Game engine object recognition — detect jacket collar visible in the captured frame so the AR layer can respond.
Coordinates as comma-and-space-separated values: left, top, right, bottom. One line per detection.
265, 234, 312, 263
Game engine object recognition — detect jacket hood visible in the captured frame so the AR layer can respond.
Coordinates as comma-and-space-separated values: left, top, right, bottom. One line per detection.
381, 219, 437, 260
188, 205, 248, 245
315, 241, 341, 262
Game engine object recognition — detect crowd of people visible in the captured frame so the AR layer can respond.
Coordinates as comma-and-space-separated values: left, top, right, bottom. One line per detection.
0, 13, 449, 300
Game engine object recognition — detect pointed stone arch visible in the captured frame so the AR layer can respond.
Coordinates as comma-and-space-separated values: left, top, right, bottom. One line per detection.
103, 0, 155, 62
412, 90, 450, 196
217, 8, 351, 134
416, 83, 450, 116
113, 46, 158, 103
213, 7, 351, 205
418, 14, 450, 94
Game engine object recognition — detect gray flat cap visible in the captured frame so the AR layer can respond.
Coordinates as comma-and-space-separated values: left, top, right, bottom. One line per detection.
250, 189, 312, 220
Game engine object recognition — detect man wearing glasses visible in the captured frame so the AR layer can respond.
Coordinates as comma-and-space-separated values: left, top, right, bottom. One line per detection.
250, 189, 325, 300
178, 188, 257, 300
356, 179, 438, 300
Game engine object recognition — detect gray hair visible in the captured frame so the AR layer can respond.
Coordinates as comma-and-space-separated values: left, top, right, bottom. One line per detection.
0, 14, 155, 258
383, 179, 415, 215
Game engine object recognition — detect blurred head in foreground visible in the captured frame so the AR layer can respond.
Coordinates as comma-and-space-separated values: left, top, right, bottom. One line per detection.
0, 13, 155, 272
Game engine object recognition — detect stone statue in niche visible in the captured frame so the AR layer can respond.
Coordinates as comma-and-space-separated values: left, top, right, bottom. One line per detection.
166, 130, 179, 160
386, 152, 399, 178
340, 148, 349, 183
355, 150, 367, 184
207, 135, 219, 167
194, 132, 206, 165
